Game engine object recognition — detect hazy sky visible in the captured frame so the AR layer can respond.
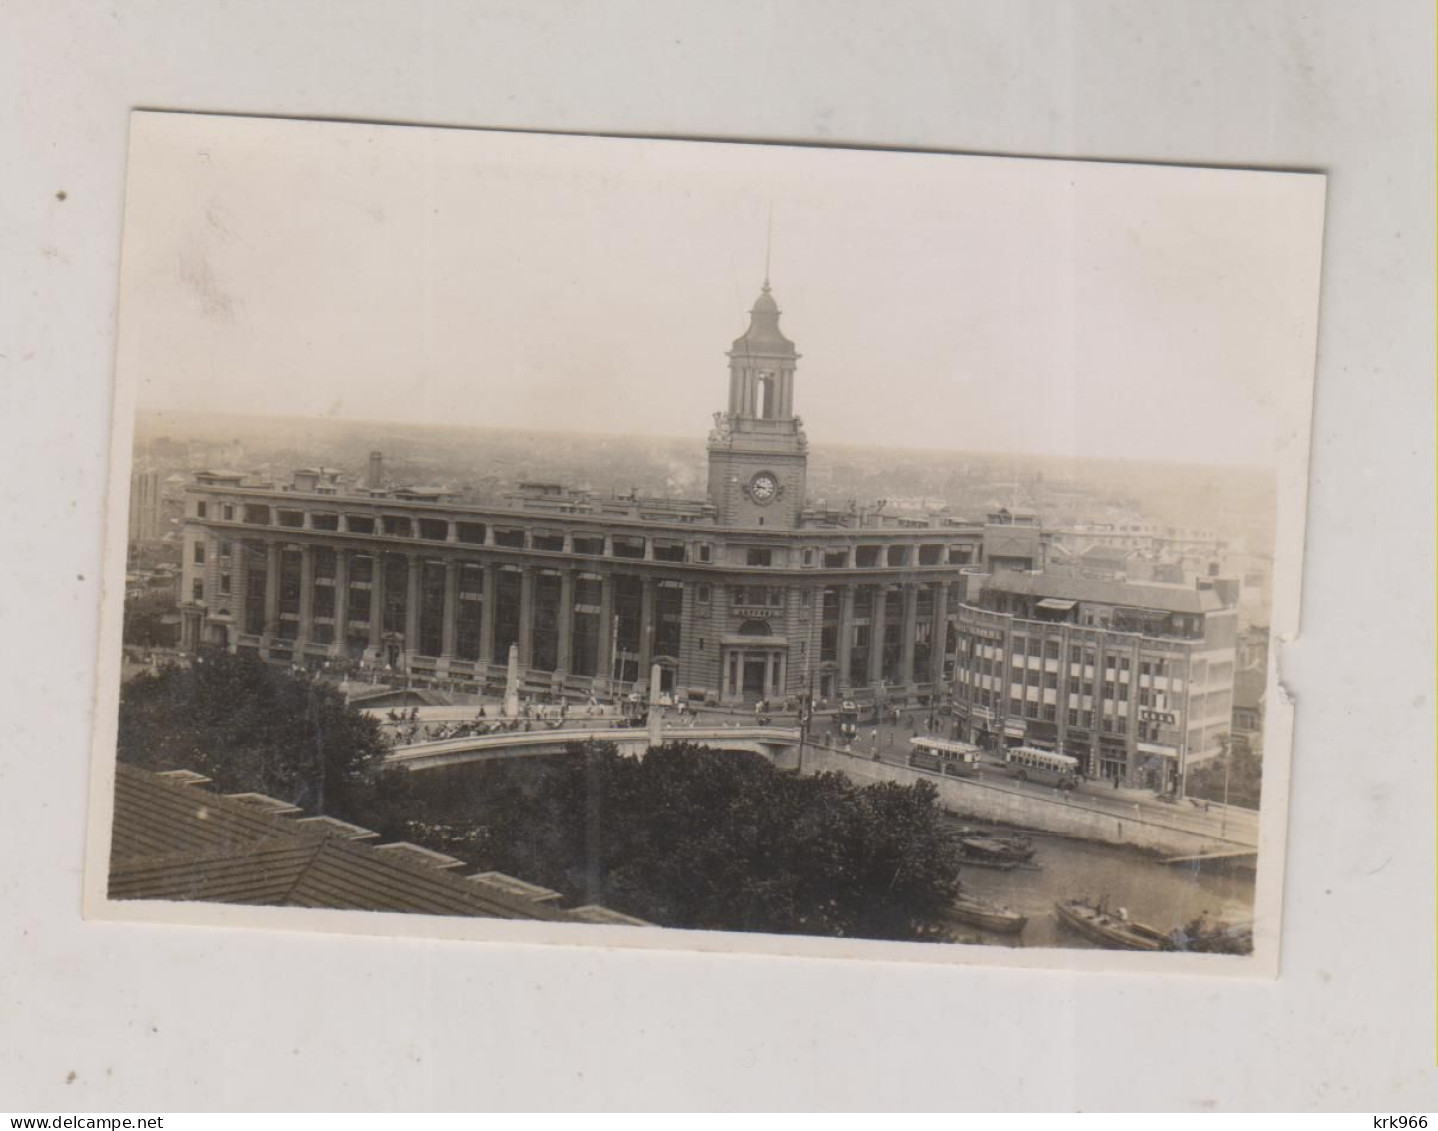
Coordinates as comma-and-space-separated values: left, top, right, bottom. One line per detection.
119, 113, 1325, 467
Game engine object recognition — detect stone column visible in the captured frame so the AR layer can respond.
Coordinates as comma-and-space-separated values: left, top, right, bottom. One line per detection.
517, 566, 535, 667
899, 584, 918, 686
232, 540, 249, 644
368, 554, 384, 654
597, 573, 615, 688
720, 647, 731, 700
480, 562, 497, 667
929, 581, 949, 684
763, 651, 774, 698
837, 585, 855, 690
637, 576, 655, 675
263, 542, 280, 639
556, 570, 575, 675
403, 553, 420, 655
296, 545, 314, 649
440, 559, 459, 661
868, 585, 887, 686
776, 649, 788, 697
332, 550, 350, 657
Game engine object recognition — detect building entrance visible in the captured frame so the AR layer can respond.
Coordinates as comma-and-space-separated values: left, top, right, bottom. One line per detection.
743, 658, 768, 697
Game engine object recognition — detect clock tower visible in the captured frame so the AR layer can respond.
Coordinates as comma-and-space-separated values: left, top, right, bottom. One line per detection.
706, 280, 808, 528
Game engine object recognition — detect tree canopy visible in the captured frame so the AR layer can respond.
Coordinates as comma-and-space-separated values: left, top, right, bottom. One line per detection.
404, 741, 963, 942
116, 651, 395, 817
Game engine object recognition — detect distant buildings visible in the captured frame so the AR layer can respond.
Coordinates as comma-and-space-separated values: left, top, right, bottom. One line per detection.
171, 280, 1244, 785
127, 469, 162, 545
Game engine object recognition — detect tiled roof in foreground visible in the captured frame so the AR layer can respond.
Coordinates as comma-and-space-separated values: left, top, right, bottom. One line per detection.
109, 764, 647, 924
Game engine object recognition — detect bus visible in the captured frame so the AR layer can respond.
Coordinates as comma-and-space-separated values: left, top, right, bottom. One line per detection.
1003, 745, 1080, 790
908, 736, 982, 777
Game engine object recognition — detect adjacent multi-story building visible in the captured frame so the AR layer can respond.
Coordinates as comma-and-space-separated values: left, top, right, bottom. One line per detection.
949, 569, 1238, 789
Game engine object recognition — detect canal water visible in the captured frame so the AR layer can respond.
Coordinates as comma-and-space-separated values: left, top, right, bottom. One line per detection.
944, 822, 1255, 950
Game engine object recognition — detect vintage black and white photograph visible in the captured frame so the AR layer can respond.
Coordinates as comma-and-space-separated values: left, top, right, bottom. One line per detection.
88, 111, 1324, 971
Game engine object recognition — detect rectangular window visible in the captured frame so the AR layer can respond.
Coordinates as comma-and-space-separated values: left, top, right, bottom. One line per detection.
219, 573, 231, 596
697, 543, 712, 563
823, 549, 848, 569
697, 584, 711, 604
193, 543, 205, 565
571, 534, 604, 556
311, 513, 340, 532
746, 547, 773, 567
346, 514, 375, 535
222, 504, 234, 521
457, 522, 488, 546
191, 579, 203, 602
418, 518, 450, 542
196, 501, 207, 518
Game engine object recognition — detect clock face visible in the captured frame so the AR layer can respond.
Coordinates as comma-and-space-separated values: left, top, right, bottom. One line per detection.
751, 472, 778, 503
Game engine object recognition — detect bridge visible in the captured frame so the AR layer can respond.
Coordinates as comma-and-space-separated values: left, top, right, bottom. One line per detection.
384, 724, 805, 772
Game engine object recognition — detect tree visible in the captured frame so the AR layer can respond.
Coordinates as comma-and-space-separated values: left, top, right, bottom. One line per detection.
1185, 741, 1262, 810
400, 741, 963, 942
116, 650, 393, 817
121, 591, 179, 648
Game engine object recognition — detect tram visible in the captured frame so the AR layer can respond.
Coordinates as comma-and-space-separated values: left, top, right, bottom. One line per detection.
835, 700, 860, 743
1002, 745, 1080, 790
907, 736, 982, 777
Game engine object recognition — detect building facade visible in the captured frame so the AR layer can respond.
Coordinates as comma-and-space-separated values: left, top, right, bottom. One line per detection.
128, 468, 162, 546
177, 284, 1012, 706
949, 569, 1238, 788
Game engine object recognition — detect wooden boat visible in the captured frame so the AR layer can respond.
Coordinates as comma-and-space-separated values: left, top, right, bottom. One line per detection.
945, 893, 1028, 934
1053, 899, 1171, 951
958, 835, 1036, 863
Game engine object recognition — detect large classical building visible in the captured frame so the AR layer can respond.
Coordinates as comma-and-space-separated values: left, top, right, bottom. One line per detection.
175, 282, 1030, 706
172, 279, 1239, 784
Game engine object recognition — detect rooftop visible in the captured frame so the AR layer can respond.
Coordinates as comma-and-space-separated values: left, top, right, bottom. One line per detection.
981, 569, 1233, 615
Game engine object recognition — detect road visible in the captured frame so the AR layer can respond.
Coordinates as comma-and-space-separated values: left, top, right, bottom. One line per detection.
809, 713, 1260, 848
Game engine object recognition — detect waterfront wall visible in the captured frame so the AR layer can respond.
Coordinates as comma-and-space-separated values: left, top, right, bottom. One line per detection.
778, 743, 1250, 857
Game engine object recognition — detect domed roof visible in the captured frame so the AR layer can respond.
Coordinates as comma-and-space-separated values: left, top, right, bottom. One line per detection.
730, 281, 796, 356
